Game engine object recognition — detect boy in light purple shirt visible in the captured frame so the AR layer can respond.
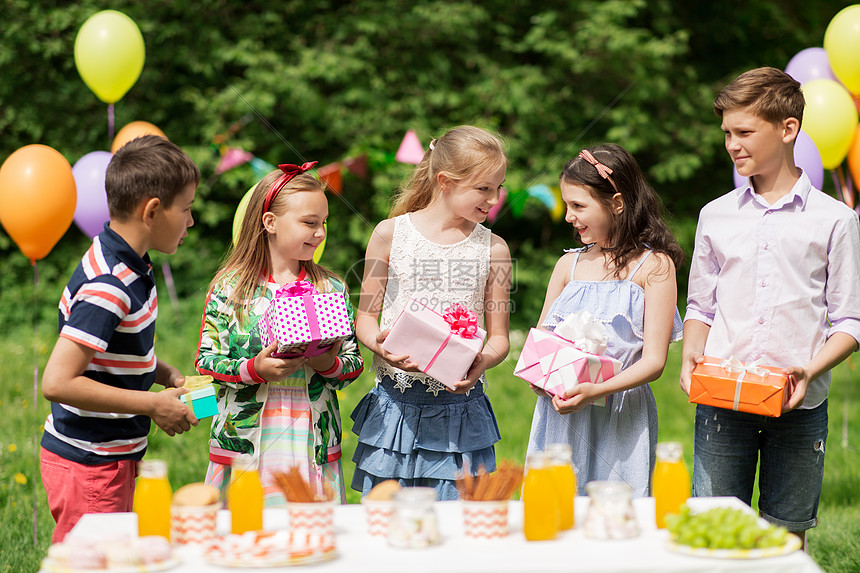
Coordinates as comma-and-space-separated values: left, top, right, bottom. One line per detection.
680, 67, 860, 545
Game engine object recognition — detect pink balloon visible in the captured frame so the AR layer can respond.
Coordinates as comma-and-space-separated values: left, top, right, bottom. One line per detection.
732, 130, 824, 190
487, 186, 508, 223
72, 151, 112, 238
785, 47, 838, 85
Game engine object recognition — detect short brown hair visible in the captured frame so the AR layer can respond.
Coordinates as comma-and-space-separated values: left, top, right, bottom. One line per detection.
106, 135, 200, 220
714, 67, 804, 128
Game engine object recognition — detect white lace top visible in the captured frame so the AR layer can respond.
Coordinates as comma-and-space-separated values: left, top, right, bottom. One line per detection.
374, 213, 492, 390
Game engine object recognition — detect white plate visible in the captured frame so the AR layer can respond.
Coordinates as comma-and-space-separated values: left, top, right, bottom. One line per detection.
41, 556, 180, 573
203, 546, 337, 568
666, 534, 802, 560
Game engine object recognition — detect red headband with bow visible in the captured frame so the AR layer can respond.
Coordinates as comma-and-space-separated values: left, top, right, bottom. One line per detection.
262, 161, 319, 213
578, 150, 619, 193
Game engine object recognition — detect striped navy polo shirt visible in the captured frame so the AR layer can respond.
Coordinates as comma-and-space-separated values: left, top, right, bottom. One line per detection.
41, 225, 159, 464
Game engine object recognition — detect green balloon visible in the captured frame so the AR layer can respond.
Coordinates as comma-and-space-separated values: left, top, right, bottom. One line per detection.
232, 184, 256, 246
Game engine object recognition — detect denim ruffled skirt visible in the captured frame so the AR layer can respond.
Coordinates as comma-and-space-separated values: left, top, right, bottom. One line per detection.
350, 375, 500, 500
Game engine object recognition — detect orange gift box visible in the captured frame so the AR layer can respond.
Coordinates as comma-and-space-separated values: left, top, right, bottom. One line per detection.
689, 356, 788, 418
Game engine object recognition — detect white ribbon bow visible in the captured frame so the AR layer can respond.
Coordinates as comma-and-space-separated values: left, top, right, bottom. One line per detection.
719, 356, 770, 411
554, 310, 609, 355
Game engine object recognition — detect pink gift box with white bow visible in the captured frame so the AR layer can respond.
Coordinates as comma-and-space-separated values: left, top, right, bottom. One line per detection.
514, 312, 621, 404
259, 281, 352, 358
381, 300, 486, 389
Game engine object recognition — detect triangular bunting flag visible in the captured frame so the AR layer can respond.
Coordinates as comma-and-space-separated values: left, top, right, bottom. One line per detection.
317, 163, 343, 194
550, 186, 565, 222
343, 154, 369, 179
487, 187, 508, 223
508, 189, 529, 218
215, 147, 254, 174
249, 157, 275, 179
395, 130, 425, 164
527, 184, 556, 211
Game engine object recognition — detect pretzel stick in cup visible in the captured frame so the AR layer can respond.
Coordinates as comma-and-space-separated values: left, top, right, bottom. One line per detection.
457, 461, 523, 501
273, 467, 334, 502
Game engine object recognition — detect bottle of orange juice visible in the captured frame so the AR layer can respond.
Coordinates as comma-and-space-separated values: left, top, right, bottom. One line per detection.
522, 453, 559, 541
546, 443, 576, 530
229, 456, 264, 534
133, 459, 172, 539
652, 442, 691, 528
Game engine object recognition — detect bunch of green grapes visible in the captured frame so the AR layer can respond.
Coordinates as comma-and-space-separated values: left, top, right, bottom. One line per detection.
664, 505, 789, 550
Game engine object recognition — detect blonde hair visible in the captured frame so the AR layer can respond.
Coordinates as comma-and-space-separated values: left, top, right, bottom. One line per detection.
390, 126, 507, 217
713, 67, 804, 128
209, 171, 339, 327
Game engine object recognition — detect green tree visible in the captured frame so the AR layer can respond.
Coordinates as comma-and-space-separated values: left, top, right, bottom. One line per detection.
0, 0, 847, 328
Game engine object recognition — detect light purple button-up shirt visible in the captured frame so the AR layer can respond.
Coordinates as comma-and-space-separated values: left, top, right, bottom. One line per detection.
685, 171, 860, 409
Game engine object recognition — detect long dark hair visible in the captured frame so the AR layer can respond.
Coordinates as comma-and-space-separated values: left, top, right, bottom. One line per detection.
562, 144, 684, 278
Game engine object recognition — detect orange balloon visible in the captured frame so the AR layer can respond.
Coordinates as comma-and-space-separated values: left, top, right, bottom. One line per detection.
848, 125, 860, 195
111, 121, 167, 153
0, 145, 77, 261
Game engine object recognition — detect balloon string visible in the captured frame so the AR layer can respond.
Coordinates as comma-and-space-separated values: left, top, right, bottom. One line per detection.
836, 165, 854, 210
32, 260, 39, 547
108, 104, 115, 143
832, 170, 846, 204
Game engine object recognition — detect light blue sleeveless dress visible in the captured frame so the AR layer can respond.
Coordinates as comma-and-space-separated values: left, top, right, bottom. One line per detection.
526, 247, 682, 498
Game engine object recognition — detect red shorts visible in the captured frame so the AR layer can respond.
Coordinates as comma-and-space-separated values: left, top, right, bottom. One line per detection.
40, 447, 137, 542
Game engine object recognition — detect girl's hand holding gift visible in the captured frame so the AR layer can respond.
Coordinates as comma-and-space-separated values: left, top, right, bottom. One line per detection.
552, 382, 602, 415
306, 341, 343, 373
256, 342, 308, 382
374, 328, 420, 371
447, 353, 486, 394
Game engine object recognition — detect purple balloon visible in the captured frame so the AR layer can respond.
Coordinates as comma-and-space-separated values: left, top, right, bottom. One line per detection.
785, 47, 838, 85
732, 130, 825, 190
72, 151, 112, 238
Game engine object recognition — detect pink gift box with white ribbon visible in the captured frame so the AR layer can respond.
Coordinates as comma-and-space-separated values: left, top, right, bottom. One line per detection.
381, 300, 486, 389
259, 281, 352, 358
514, 325, 621, 404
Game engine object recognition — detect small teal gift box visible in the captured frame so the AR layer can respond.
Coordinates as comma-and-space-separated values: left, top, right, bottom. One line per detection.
179, 381, 219, 419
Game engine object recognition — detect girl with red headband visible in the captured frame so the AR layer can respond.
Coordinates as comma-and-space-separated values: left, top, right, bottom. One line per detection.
351, 126, 512, 500
526, 144, 684, 497
196, 165, 364, 505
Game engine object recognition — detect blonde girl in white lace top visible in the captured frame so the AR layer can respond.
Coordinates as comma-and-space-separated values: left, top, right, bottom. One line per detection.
350, 126, 513, 500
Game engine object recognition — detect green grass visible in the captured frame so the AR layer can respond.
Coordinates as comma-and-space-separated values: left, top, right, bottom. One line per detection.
1, 301, 858, 571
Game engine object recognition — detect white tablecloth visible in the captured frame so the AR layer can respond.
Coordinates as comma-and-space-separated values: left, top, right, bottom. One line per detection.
55, 497, 823, 573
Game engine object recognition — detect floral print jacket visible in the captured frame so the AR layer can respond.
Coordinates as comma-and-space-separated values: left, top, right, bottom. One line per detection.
195, 272, 363, 466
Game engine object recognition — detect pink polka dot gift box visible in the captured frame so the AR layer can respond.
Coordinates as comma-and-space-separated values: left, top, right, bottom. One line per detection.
260, 281, 352, 358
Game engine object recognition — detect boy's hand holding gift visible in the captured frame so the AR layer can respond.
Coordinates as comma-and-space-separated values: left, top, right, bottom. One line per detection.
689, 356, 789, 417
259, 281, 352, 359
381, 300, 487, 390
514, 311, 621, 407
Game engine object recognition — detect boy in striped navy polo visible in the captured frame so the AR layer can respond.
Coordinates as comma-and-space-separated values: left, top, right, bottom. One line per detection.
40, 135, 201, 542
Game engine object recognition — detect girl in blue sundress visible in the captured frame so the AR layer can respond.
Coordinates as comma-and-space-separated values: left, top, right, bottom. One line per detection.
351, 126, 512, 500
527, 144, 684, 497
